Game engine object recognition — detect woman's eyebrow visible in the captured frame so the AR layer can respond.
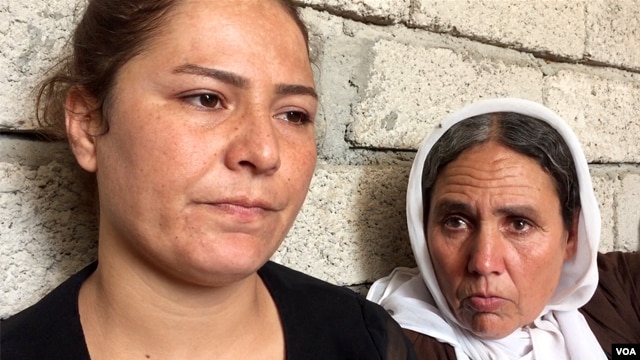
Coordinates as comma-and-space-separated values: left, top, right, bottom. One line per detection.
432, 200, 474, 217
494, 205, 539, 219
276, 84, 318, 99
172, 64, 248, 88
172, 64, 317, 99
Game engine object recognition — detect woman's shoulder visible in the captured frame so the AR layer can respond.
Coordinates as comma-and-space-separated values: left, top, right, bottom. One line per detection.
593, 251, 640, 304
402, 329, 457, 360
1, 262, 95, 360
259, 261, 389, 325
580, 251, 640, 355
260, 261, 365, 299
259, 261, 416, 360
596, 251, 640, 279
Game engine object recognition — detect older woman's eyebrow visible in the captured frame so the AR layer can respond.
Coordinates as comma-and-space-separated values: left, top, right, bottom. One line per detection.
432, 200, 474, 217
172, 64, 248, 88
494, 205, 539, 219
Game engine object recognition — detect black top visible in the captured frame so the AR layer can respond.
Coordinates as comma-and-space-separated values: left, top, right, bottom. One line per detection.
1, 261, 416, 360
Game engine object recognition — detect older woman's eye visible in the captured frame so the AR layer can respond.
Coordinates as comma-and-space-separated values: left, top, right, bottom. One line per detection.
275, 110, 311, 125
511, 219, 531, 232
443, 217, 468, 230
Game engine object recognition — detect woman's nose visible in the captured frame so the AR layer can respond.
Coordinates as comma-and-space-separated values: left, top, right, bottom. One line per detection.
467, 226, 506, 276
224, 107, 281, 175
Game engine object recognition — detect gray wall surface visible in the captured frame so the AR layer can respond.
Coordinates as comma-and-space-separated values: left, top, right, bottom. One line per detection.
2, 0, 640, 318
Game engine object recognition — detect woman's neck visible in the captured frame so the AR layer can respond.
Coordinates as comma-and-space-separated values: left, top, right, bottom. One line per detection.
78, 244, 284, 360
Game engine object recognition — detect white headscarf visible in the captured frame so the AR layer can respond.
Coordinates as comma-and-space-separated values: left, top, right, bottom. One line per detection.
367, 98, 606, 359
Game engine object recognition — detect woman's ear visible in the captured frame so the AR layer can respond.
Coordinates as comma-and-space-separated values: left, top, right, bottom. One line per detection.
65, 87, 100, 173
564, 211, 580, 260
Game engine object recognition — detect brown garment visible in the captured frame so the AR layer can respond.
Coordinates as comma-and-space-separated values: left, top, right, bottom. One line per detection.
404, 251, 640, 360
403, 329, 457, 359
580, 251, 640, 358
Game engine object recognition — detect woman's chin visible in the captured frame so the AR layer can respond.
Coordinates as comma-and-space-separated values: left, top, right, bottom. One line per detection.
150, 248, 273, 288
460, 314, 519, 340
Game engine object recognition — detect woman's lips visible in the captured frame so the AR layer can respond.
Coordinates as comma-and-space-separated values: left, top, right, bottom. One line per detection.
203, 202, 270, 222
196, 196, 279, 211
466, 295, 506, 312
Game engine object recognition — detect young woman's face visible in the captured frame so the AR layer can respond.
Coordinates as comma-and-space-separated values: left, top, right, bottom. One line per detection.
426, 141, 577, 339
89, 0, 317, 285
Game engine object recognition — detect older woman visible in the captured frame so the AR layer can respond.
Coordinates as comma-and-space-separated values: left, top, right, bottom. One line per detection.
368, 98, 640, 359
1, 1, 414, 359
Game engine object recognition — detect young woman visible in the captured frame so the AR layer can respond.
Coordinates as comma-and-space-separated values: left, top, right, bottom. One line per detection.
1, 1, 415, 359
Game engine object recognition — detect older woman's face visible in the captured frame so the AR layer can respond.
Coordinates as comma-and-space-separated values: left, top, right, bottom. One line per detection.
426, 141, 577, 339
86, 0, 317, 285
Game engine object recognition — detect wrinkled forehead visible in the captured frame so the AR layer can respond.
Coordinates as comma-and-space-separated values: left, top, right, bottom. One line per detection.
419, 110, 578, 217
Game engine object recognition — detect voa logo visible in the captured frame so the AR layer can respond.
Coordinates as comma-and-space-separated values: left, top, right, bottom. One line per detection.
616, 348, 637, 356
613, 344, 640, 359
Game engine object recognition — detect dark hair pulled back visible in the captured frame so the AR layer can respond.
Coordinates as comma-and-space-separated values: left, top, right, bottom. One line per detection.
36, 0, 309, 138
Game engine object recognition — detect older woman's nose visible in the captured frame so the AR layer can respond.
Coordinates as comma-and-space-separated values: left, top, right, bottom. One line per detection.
224, 108, 281, 175
467, 226, 506, 276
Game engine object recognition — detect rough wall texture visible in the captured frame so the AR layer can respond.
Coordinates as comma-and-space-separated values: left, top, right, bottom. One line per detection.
2, 0, 639, 318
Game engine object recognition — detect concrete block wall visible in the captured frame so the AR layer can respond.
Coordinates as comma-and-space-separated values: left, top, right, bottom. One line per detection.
1, 0, 639, 318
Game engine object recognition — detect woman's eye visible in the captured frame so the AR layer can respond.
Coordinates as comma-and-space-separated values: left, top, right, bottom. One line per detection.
443, 216, 468, 230
275, 110, 311, 125
510, 219, 531, 232
183, 93, 223, 109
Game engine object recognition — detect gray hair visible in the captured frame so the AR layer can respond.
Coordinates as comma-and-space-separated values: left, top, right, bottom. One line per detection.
422, 112, 581, 229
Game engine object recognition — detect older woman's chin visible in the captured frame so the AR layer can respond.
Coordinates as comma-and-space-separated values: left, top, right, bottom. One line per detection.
458, 312, 525, 340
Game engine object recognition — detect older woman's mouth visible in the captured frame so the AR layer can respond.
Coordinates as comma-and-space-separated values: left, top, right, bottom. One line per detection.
464, 295, 507, 312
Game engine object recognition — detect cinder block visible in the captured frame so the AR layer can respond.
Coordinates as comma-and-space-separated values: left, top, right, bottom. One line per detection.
351, 39, 543, 149
0, 139, 97, 318
297, 0, 409, 23
410, 0, 586, 59
586, 1, 640, 70
0, 0, 79, 129
544, 70, 640, 163
276, 164, 415, 285
590, 167, 617, 252
617, 172, 640, 251
299, 7, 372, 160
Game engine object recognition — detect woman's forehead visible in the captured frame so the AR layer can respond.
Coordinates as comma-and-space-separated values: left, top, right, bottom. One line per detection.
430, 142, 559, 207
